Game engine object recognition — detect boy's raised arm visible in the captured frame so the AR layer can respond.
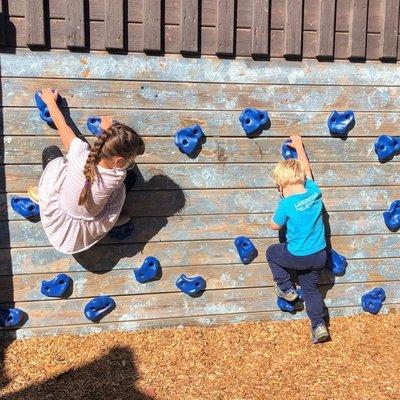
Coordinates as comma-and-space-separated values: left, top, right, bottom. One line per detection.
288, 135, 313, 179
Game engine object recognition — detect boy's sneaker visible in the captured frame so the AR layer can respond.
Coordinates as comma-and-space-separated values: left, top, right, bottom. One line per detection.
274, 284, 299, 302
312, 324, 330, 344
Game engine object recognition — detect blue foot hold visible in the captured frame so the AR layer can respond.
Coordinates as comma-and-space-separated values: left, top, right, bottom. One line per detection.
374, 135, 400, 162
239, 108, 270, 137
361, 287, 386, 314
87, 116, 104, 137
176, 274, 206, 296
281, 139, 298, 160
11, 197, 40, 220
0, 308, 24, 328
174, 124, 205, 156
108, 219, 134, 240
134, 256, 161, 283
41, 273, 73, 298
84, 296, 116, 322
34, 90, 57, 124
277, 289, 303, 312
383, 200, 400, 232
234, 236, 258, 265
327, 110, 355, 136
326, 249, 347, 276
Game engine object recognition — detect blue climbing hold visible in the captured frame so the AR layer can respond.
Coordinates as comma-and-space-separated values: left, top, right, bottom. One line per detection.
11, 197, 40, 220
108, 219, 134, 240
281, 139, 297, 160
34, 90, 57, 124
234, 236, 258, 265
361, 287, 386, 314
174, 124, 205, 156
327, 110, 355, 136
134, 257, 161, 283
277, 288, 303, 312
239, 108, 270, 137
84, 296, 116, 322
374, 135, 400, 162
326, 249, 347, 276
176, 274, 206, 296
87, 116, 103, 137
41, 273, 73, 298
383, 200, 400, 232
0, 308, 24, 328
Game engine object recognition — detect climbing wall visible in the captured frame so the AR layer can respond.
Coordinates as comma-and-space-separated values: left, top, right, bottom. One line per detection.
1, 50, 400, 338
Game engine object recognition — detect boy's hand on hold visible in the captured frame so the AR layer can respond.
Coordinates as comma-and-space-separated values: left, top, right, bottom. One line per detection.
100, 116, 114, 130
41, 88, 59, 105
288, 135, 304, 150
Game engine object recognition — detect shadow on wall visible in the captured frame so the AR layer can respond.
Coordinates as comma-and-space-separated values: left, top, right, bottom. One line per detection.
0, 346, 155, 400
74, 165, 186, 273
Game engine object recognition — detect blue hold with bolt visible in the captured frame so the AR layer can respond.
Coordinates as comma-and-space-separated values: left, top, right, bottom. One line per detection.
361, 288, 386, 314
41, 273, 73, 298
176, 274, 206, 296
239, 108, 270, 137
84, 296, 116, 322
134, 257, 161, 283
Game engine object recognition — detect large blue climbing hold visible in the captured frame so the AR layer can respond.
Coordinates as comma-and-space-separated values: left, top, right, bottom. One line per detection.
326, 249, 347, 276
0, 308, 24, 328
176, 274, 206, 296
277, 289, 303, 312
174, 124, 205, 156
361, 287, 386, 314
108, 219, 134, 240
374, 135, 400, 162
239, 108, 270, 136
281, 139, 297, 160
383, 200, 400, 232
327, 110, 355, 136
87, 116, 103, 137
34, 90, 56, 124
41, 273, 73, 298
84, 296, 116, 322
11, 197, 40, 220
134, 257, 161, 283
234, 236, 258, 265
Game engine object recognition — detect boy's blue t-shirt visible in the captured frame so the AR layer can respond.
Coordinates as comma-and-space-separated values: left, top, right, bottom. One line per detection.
272, 179, 326, 256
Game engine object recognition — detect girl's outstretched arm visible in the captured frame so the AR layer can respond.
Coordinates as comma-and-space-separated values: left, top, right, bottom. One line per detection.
41, 88, 76, 151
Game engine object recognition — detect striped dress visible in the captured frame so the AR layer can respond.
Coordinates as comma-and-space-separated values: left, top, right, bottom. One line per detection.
38, 138, 127, 254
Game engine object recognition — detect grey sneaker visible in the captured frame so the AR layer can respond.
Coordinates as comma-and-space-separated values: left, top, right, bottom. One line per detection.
312, 324, 330, 344
274, 284, 299, 302
115, 214, 132, 227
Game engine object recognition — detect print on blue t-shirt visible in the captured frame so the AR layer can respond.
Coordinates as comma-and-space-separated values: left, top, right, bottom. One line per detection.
272, 179, 326, 256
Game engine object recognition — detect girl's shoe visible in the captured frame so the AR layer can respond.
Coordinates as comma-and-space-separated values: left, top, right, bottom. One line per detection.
312, 324, 330, 344
28, 186, 40, 204
115, 214, 132, 227
274, 284, 299, 302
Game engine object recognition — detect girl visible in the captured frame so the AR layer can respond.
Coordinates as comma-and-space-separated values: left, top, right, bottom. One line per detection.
30, 88, 145, 254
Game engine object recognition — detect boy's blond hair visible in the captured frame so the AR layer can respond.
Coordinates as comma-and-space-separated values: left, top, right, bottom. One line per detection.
273, 159, 306, 188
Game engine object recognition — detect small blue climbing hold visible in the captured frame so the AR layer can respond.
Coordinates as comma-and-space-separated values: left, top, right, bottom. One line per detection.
277, 288, 303, 312
361, 287, 386, 314
239, 108, 270, 137
234, 236, 258, 265
84, 296, 116, 322
41, 273, 73, 298
374, 135, 400, 162
0, 308, 24, 328
87, 116, 103, 137
281, 139, 297, 160
108, 219, 134, 240
327, 110, 355, 136
34, 90, 57, 124
176, 274, 206, 296
174, 124, 205, 156
383, 200, 400, 232
326, 249, 347, 276
134, 256, 161, 283
11, 197, 40, 220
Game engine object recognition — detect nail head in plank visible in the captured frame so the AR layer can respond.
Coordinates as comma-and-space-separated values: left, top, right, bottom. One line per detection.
25, 0, 45, 47
65, 0, 85, 48
104, 0, 124, 50
348, 0, 368, 59
317, 0, 336, 58
143, 0, 161, 52
251, 0, 270, 57
379, 0, 400, 59
217, 0, 235, 56
284, 0, 303, 58
180, 0, 199, 54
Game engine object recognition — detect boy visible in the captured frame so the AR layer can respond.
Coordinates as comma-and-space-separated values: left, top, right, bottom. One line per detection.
267, 135, 329, 343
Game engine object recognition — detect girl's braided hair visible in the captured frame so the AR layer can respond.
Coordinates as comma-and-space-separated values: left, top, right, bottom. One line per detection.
78, 123, 145, 207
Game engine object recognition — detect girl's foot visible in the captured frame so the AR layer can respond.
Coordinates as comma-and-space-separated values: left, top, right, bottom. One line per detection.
28, 186, 40, 204
274, 283, 299, 302
115, 214, 131, 227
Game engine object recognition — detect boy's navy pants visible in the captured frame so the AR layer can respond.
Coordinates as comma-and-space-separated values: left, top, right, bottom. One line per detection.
266, 243, 327, 329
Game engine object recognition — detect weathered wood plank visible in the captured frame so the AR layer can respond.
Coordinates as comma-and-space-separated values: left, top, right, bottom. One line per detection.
65, 0, 85, 48
379, 0, 400, 59
143, 0, 161, 52
216, 0, 235, 55
284, 0, 303, 58
317, 0, 335, 58
348, 0, 368, 59
180, 0, 198, 54
104, 0, 124, 50
251, 0, 269, 57
25, 0, 45, 47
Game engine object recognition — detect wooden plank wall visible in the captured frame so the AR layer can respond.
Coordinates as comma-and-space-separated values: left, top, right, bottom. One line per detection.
1, 50, 400, 338
1, 0, 400, 60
